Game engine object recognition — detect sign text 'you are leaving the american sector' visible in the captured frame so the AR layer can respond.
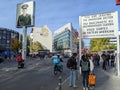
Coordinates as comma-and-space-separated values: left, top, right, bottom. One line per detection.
80, 11, 119, 38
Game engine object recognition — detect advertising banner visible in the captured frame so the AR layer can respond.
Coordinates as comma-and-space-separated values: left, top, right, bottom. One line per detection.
80, 11, 119, 38
16, 1, 35, 28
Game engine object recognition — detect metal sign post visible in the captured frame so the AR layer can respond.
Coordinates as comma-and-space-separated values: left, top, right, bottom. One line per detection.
79, 16, 82, 61
116, 28, 120, 76
79, 16, 82, 75
22, 26, 27, 61
116, 11, 120, 76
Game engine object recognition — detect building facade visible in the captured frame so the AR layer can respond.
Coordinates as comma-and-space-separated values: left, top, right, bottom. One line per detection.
30, 25, 52, 52
0, 28, 19, 53
53, 23, 78, 56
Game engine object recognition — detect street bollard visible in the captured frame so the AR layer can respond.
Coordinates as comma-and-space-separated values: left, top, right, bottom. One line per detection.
58, 76, 62, 90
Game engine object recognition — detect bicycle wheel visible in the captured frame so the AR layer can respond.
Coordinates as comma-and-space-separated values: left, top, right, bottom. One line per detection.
54, 66, 57, 75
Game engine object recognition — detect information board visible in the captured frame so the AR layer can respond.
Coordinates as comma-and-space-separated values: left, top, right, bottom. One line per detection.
80, 11, 119, 38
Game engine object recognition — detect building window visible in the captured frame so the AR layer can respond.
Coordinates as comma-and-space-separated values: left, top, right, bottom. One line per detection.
7, 34, 11, 39
0, 40, 2, 44
6, 44, 10, 47
3, 30, 6, 34
7, 40, 10, 44
2, 35, 6, 39
2, 40, 6, 44
11, 33, 14, 38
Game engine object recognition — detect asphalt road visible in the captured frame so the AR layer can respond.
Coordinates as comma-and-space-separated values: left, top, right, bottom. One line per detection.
0, 57, 70, 90
1, 58, 120, 90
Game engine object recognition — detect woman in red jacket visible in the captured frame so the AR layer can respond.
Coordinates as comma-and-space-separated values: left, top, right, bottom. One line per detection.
17, 53, 24, 68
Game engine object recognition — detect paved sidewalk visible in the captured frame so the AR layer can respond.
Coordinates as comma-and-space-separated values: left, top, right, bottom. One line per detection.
56, 74, 83, 90
58, 66, 120, 90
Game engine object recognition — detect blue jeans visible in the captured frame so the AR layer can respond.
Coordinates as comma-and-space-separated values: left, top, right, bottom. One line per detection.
82, 71, 89, 88
90, 69, 94, 74
69, 69, 77, 86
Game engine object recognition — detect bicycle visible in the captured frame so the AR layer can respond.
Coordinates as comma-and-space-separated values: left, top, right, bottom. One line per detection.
54, 64, 63, 75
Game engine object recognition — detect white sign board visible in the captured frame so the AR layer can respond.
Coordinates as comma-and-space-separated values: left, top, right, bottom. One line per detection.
80, 11, 119, 38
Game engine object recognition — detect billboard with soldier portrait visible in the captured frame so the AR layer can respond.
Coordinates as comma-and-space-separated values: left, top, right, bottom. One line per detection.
16, 1, 35, 28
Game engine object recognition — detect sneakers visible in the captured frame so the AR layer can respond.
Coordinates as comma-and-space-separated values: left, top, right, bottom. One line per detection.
69, 84, 78, 88
83, 87, 85, 90
86, 87, 88, 90
73, 85, 78, 88
83, 87, 88, 90
69, 84, 72, 87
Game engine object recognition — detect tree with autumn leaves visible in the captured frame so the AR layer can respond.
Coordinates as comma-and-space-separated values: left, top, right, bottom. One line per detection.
10, 38, 22, 52
90, 38, 116, 52
10, 35, 30, 53
30, 41, 43, 52
10, 34, 44, 54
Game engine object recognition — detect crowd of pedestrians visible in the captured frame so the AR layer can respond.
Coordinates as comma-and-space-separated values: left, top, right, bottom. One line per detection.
65, 50, 116, 90
101, 51, 115, 70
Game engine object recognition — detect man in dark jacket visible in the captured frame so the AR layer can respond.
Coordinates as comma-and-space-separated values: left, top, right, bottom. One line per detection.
110, 53, 115, 67
101, 51, 107, 70
68, 53, 78, 88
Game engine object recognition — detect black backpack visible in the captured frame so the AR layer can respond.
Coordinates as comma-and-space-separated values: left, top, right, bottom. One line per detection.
66, 58, 72, 69
81, 60, 89, 71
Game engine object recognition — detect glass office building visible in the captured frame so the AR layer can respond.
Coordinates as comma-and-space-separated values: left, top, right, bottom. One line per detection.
53, 23, 78, 55
54, 30, 70, 50
0, 28, 19, 53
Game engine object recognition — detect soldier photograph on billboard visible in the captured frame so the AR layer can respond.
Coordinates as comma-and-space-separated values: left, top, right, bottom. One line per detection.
16, 1, 34, 28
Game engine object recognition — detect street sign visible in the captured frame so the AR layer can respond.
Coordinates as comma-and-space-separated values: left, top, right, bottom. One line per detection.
80, 11, 119, 38
73, 38, 78, 44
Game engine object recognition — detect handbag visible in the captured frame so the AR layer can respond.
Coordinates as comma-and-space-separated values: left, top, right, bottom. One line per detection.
88, 74, 96, 85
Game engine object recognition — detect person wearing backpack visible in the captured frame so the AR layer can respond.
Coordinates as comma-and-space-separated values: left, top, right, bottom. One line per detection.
67, 53, 78, 88
52, 54, 62, 75
80, 54, 90, 90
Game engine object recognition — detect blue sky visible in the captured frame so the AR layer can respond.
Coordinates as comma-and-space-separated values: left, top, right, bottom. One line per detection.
0, 0, 120, 45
